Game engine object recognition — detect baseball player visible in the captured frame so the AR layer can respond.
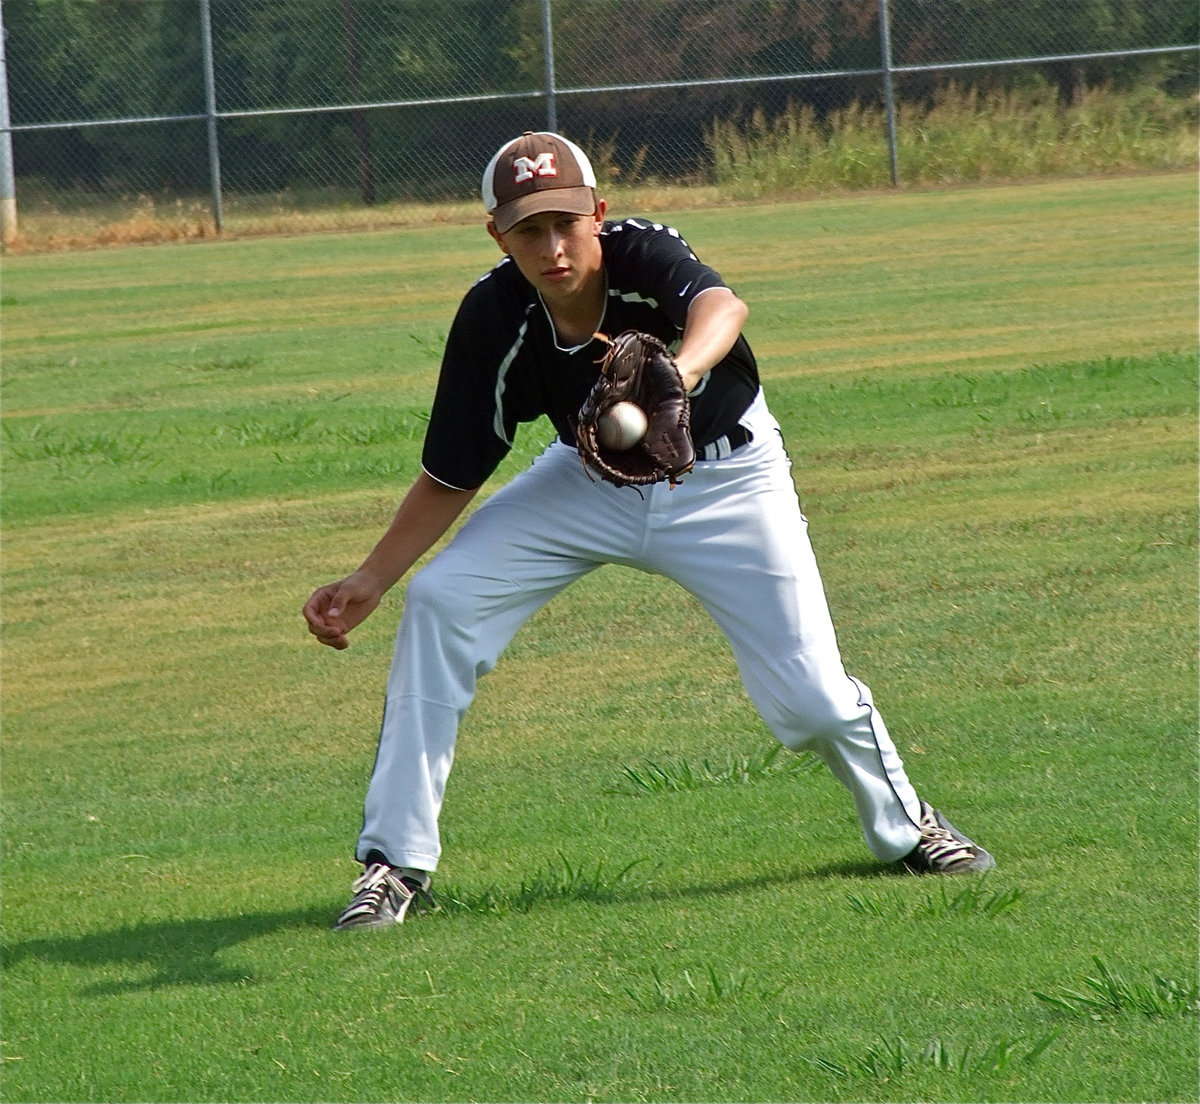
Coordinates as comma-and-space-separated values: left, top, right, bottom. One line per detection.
303, 131, 995, 931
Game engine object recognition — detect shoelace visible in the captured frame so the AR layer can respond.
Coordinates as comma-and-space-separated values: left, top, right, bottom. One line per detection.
916, 809, 976, 866
347, 863, 409, 912
918, 828, 975, 865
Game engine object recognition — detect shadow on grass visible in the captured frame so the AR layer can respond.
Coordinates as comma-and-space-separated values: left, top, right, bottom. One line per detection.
2, 905, 332, 995
637, 859, 908, 899
3, 862, 908, 995
805, 858, 918, 880
437, 855, 904, 916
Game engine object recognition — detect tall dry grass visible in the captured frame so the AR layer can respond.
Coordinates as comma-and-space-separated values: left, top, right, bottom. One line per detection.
707, 82, 1198, 198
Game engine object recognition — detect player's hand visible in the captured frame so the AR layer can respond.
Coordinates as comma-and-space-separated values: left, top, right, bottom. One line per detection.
302, 572, 384, 650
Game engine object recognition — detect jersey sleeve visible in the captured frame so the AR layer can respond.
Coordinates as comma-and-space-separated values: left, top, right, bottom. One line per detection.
420, 272, 528, 490
601, 219, 760, 447
604, 219, 730, 330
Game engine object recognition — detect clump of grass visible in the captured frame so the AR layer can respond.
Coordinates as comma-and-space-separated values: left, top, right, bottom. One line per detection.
618, 963, 784, 1011
707, 81, 1198, 198
608, 744, 820, 796
1035, 956, 1200, 1019
441, 854, 651, 916
224, 414, 318, 447
190, 355, 264, 373
2, 422, 156, 466
810, 1030, 1060, 1080
848, 879, 1025, 919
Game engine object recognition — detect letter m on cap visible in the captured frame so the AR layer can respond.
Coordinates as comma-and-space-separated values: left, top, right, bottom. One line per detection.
513, 152, 557, 184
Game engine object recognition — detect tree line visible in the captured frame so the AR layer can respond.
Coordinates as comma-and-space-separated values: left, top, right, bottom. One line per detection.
6, 0, 1195, 199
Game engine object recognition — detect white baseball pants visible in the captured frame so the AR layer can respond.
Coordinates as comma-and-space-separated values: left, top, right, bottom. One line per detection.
357, 391, 923, 872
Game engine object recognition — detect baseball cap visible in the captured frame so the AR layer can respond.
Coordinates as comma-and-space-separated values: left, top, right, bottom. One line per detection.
482, 131, 598, 233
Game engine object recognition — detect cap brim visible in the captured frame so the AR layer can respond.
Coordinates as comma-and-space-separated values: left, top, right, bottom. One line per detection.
491, 187, 597, 234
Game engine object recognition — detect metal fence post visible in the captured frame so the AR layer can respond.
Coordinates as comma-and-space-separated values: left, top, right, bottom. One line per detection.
198, 0, 223, 233
0, 0, 18, 245
878, 0, 899, 186
541, 0, 558, 133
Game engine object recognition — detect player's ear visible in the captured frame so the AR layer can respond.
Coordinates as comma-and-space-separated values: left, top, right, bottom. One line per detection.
487, 220, 509, 253
592, 200, 606, 233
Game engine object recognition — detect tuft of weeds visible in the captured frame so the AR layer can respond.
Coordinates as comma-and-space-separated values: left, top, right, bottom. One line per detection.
620, 963, 784, 1011
441, 854, 652, 916
164, 466, 243, 494
171, 355, 263, 373
3, 423, 155, 466
227, 414, 317, 446
810, 1030, 1060, 1080
607, 744, 819, 796
847, 878, 1025, 919
1034, 956, 1200, 1019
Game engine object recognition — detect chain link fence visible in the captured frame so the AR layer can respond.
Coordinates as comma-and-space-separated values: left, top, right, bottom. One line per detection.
3, 0, 1196, 246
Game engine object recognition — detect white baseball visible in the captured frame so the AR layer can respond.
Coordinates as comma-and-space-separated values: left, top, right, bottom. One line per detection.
597, 401, 649, 450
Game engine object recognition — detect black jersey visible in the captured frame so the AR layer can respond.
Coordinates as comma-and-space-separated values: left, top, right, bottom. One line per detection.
422, 217, 760, 490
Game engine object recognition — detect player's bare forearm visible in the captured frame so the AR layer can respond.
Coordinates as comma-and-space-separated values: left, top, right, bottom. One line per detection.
673, 287, 750, 392
303, 471, 477, 649
356, 471, 478, 592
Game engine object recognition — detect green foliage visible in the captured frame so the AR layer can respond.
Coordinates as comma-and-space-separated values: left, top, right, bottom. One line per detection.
811, 1030, 1063, 1080
620, 962, 785, 1010
5, 0, 204, 190
847, 879, 1027, 919
1035, 957, 1200, 1019
441, 854, 653, 916
607, 744, 821, 795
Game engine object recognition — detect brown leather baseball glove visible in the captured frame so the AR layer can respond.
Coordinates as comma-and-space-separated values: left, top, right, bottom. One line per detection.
575, 331, 695, 488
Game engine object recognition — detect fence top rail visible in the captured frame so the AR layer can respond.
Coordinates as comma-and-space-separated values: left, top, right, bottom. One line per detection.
6, 43, 1196, 135
215, 87, 544, 121
893, 42, 1199, 75
9, 112, 208, 133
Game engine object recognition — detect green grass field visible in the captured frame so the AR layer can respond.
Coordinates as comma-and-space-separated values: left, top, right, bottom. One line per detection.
2, 171, 1197, 1103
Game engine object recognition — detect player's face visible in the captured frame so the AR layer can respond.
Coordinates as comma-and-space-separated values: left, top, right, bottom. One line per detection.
490, 205, 606, 303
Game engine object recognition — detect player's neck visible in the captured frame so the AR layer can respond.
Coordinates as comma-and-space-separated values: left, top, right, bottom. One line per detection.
540, 272, 607, 349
